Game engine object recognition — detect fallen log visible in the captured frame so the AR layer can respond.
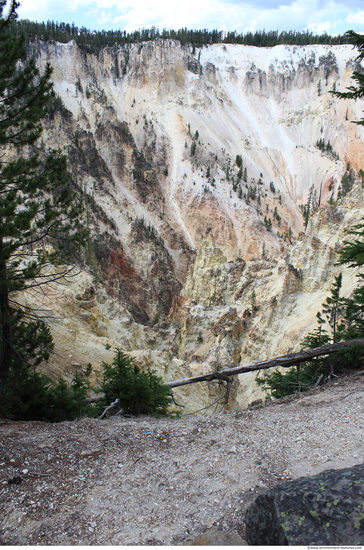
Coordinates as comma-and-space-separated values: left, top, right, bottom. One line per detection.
167, 337, 364, 388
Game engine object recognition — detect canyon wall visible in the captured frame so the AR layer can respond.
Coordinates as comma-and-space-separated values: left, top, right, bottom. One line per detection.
17, 184, 364, 413
17, 39, 364, 412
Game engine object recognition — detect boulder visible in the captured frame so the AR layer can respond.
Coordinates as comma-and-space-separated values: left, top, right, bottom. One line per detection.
245, 463, 364, 545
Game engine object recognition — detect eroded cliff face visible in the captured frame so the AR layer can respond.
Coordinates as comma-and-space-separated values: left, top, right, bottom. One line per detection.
18, 182, 364, 414
15, 39, 364, 412
32, 40, 364, 277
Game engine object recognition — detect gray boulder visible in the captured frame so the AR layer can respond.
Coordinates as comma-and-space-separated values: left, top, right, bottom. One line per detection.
245, 463, 364, 545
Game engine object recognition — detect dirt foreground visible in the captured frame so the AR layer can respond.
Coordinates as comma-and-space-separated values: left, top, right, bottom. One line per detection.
1, 372, 364, 545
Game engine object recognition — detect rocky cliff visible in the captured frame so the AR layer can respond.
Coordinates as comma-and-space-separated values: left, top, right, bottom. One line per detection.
33, 39, 364, 273
16, 39, 364, 412
17, 182, 364, 413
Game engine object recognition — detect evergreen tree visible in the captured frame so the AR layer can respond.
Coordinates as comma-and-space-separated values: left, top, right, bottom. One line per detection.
96, 349, 172, 417
0, 2, 87, 399
303, 184, 316, 229
250, 289, 257, 312
340, 171, 350, 196
321, 273, 345, 342
257, 252, 362, 399
0, 366, 94, 422
331, 31, 364, 124
335, 220, 364, 347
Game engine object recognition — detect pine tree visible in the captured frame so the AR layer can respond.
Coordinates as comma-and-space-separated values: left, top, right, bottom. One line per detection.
0, 2, 87, 399
97, 349, 172, 416
320, 273, 345, 342
250, 289, 257, 312
335, 220, 364, 344
303, 184, 316, 229
331, 31, 364, 125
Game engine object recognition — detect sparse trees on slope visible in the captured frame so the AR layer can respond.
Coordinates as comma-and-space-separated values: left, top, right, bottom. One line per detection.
257, 28, 364, 397
0, 1, 87, 399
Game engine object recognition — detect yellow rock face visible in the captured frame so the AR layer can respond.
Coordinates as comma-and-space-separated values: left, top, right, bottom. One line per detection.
11, 40, 364, 414
15, 183, 363, 414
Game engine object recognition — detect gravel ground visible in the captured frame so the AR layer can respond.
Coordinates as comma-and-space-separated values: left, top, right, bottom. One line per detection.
1, 372, 364, 545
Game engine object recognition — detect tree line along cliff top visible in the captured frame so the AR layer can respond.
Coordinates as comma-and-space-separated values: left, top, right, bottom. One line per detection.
9, 20, 349, 53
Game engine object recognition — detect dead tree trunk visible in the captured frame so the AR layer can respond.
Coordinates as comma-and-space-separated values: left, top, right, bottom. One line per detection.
167, 337, 364, 389
98, 398, 122, 419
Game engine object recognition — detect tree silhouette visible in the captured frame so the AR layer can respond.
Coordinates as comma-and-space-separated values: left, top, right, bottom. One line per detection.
0, 1, 87, 398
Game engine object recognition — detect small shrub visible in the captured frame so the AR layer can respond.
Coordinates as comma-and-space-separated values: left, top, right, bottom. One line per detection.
0, 366, 94, 422
151, 309, 162, 327
95, 349, 172, 417
251, 289, 257, 311
75, 76, 83, 94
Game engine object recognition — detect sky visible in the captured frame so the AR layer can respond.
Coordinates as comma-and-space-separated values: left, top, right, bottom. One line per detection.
16, 0, 364, 36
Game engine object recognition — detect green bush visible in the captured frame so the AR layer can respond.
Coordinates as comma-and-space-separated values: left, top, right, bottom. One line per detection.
95, 349, 172, 417
256, 365, 325, 399
0, 366, 94, 422
256, 324, 331, 399
0, 348, 174, 421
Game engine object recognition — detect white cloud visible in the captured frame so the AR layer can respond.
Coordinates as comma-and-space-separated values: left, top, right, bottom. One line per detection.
17, 0, 364, 34
310, 21, 332, 33
346, 10, 364, 24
